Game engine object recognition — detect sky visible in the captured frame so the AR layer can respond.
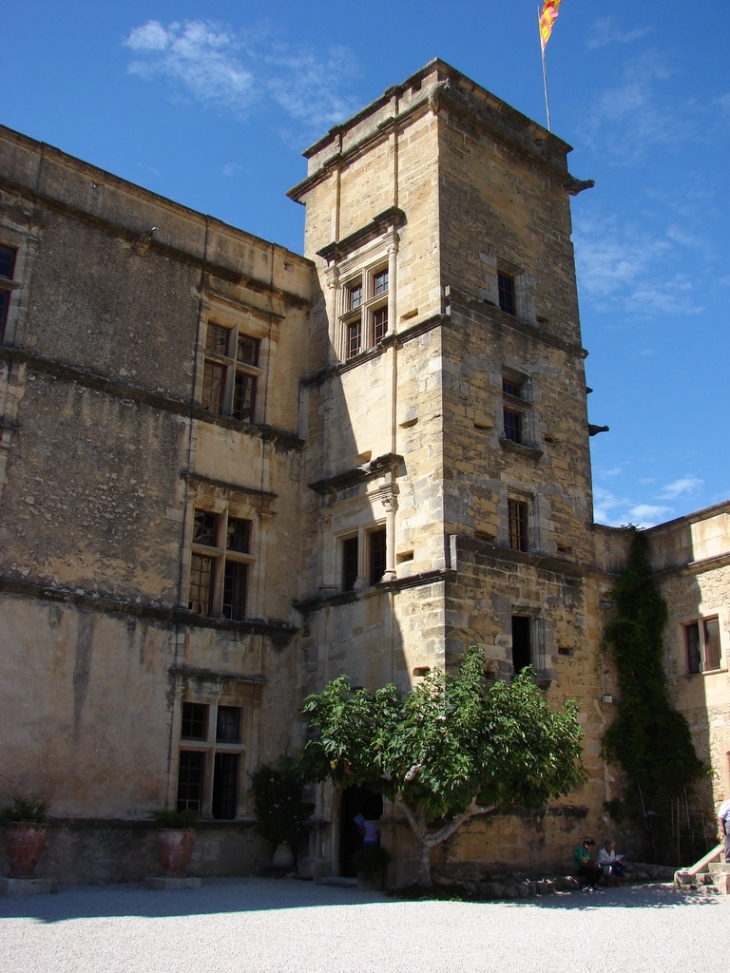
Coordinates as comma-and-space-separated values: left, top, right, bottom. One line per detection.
2, 1, 728, 528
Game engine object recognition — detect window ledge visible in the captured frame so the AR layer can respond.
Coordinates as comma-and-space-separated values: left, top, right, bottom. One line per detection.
498, 438, 543, 460
681, 667, 728, 679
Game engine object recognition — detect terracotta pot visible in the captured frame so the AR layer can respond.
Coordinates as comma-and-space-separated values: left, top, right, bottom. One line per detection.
6, 822, 47, 879
272, 843, 295, 871
157, 829, 196, 878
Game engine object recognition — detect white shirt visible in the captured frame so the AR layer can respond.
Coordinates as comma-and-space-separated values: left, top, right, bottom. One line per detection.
597, 847, 617, 873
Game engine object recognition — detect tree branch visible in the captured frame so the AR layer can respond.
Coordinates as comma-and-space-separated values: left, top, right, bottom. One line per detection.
424, 802, 496, 848
400, 801, 426, 839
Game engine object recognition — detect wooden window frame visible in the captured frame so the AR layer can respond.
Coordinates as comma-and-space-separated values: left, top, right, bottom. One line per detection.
188, 508, 254, 620
498, 271, 516, 316
508, 499, 528, 553
0, 244, 18, 344
177, 699, 247, 820
684, 616, 723, 674
339, 522, 388, 591
341, 262, 389, 359
200, 321, 262, 423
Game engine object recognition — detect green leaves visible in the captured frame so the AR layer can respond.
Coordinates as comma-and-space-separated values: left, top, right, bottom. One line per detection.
303, 646, 585, 828
250, 756, 310, 847
602, 528, 703, 814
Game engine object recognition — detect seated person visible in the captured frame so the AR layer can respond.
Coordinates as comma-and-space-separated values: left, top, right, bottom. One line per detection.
574, 836, 602, 890
597, 839, 625, 884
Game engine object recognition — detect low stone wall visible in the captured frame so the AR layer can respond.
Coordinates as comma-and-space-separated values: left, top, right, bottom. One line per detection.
0, 819, 270, 884
378, 805, 646, 887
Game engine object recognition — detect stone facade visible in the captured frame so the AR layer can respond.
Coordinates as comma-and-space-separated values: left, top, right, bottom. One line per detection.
0, 59, 727, 884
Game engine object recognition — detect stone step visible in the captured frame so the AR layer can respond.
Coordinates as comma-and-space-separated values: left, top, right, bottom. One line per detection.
0, 878, 51, 896
707, 862, 730, 873
711, 873, 729, 895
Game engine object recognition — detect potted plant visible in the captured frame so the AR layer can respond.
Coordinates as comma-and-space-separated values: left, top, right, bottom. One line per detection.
250, 756, 310, 871
150, 809, 199, 878
1, 797, 49, 879
352, 845, 391, 890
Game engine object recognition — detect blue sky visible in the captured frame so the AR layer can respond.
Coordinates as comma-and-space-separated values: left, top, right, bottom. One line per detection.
2, 1, 728, 527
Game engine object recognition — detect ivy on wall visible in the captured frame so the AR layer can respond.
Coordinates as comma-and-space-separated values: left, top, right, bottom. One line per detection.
601, 528, 703, 820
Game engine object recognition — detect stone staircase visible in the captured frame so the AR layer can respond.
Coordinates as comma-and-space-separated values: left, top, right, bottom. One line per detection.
674, 844, 728, 894
707, 862, 730, 895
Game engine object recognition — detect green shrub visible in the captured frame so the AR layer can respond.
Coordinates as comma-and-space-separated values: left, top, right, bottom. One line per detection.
1, 796, 49, 824
150, 809, 199, 830
250, 756, 310, 848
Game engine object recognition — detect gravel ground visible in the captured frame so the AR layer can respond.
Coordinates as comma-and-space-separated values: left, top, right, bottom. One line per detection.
0, 878, 727, 973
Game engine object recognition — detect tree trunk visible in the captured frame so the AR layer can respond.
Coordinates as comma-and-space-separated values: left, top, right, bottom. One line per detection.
415, 835, 433, 886
401, 800, 496, 887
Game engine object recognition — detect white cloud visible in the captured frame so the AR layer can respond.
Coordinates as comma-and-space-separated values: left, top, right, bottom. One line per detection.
123, 20, 360, 132
583, 51, 695, 164
221, 163, 243, 177
586, 19, 651, 51
628, 503, 673, 527
125, 21, 255, 113
593, 486, 675, 528
593, 486, 630, 527
125, 20, 172, 52
573, 213, 704, 317
657, 476, 703, 499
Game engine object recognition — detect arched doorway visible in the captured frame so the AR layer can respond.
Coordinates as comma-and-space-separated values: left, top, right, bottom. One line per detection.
339, 786, 383, 877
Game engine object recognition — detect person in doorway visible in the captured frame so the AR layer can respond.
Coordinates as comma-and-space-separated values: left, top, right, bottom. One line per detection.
574, 836, 602, 891
354, 813, 379, 849
718, 797, 730, 863
596, 838, 625, 885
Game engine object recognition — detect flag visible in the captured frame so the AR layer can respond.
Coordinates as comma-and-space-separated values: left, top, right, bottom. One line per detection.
539, 0, 562, 52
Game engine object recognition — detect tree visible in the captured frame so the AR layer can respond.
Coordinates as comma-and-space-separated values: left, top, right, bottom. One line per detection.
601, 528, 703, 830
250, 756, 311, 851
302, 645, 585, 885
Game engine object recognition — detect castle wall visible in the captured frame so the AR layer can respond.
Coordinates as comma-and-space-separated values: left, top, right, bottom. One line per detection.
1, 58, 727, 886
0, 126, 311, 876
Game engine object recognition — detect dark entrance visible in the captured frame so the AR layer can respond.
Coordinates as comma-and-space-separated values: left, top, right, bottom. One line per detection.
339, 786, 383, 877
512, 615, 532, 674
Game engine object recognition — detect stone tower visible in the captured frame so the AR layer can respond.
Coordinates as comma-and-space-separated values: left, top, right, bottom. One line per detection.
290, 59, 599, 694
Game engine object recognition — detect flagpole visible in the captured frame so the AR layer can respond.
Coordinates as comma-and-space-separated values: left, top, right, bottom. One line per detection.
539, 7, 551, 131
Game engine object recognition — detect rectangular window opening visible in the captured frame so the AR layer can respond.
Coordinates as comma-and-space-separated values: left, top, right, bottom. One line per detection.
508, 500, 528, 553
374, 269, 389, 296
502, 378, 522, 398
193, 510, 218, 547
342, 536, 359, 591
685, 622, 701, 674
188, 554, 214, 615
205, 323, 230, 355
211, 753, 239, 820
0, 246, 16, 280
216, 706, 242, 744
704, 617, 721, 671
503, 408, 523, 444
369, 528, 387, 586
236, 335, 259, 366
181, 702, 209, 741
226, 518, 251, 554
177, 751, 205, 813
512, 615, 532, 674
201, 361, 226, 414
347, 320, 362, 358
373, 307, 388, 343
233, 372, 256, 422
223, 561, 248, 621
348, 282, 363, 311
498, 272, 516, 316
